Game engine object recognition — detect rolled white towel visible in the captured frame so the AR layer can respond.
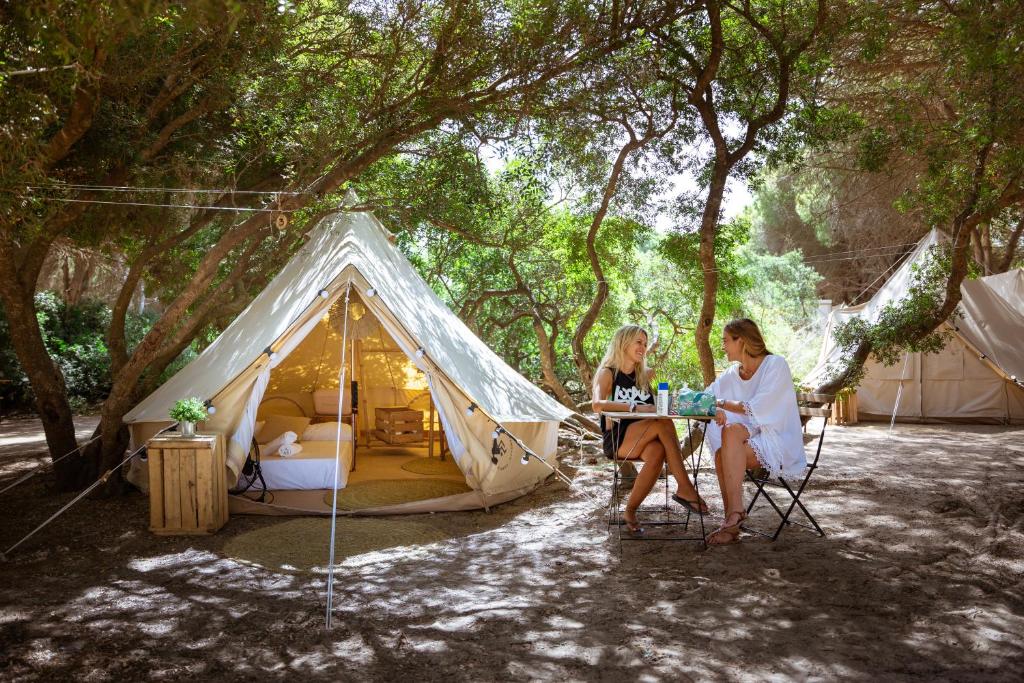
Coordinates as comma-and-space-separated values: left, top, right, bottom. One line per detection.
277, 442, 303, 458
259, 430, 297, 457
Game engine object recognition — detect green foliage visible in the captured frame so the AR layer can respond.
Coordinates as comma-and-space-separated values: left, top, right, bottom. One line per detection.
0, 293, 192, 413
827, 244, 976, 389
169, 396, 206, 423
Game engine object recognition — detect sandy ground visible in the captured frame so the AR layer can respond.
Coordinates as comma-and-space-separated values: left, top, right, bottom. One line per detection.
1, 416, 1023, 681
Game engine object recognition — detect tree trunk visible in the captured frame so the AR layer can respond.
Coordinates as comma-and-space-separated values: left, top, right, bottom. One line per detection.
571, 135, 650, 389
531, 316, 577, 410
0, 266, 82, 490
694, 159, 729, 385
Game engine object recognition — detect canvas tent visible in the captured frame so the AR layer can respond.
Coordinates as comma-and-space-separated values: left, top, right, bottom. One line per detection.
804, 230, 1024, 424
124, 202, 573, 512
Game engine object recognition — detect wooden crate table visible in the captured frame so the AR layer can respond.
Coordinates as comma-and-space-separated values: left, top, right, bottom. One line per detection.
147, 433, 228, 535
834, 392, 859, 425
373, 407, 424, 445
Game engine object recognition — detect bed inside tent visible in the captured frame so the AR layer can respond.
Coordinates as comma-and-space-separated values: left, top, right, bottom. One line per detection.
231, 291, 471, 514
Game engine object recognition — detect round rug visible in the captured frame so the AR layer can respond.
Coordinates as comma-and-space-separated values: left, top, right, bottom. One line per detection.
223, 517, 450, 572
400, 457, 462, 476
323, 478, 471, 510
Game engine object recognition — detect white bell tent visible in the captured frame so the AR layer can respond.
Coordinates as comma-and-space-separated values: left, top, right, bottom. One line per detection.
804, 230, 1024, 424
124, 202, 573, 512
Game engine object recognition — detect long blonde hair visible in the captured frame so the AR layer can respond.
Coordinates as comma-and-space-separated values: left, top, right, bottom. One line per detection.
724, 318, 771, 358
595, 325, 652, 395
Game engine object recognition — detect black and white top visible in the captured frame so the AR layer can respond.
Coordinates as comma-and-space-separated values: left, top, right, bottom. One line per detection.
599, 368, 653, 459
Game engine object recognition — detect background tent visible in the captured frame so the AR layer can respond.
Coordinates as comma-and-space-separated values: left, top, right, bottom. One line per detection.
124, 201, 574, 511
804, 230, 1024, 424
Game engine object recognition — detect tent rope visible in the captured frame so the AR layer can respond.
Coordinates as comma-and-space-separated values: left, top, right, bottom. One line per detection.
1, 423, 177, 560
325, 283, 351, 629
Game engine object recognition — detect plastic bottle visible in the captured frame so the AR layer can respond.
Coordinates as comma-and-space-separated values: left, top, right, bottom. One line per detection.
657, 382, 669, 415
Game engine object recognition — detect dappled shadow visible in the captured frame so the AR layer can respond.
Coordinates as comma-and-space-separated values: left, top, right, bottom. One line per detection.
1, 423, 1023, 680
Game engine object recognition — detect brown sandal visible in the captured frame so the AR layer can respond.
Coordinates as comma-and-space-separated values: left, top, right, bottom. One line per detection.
706, 511, 746, 546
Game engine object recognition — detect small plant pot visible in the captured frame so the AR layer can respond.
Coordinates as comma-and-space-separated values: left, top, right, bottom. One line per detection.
180, 421, 197, 437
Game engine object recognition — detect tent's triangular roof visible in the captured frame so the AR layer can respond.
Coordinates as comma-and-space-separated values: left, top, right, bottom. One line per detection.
125, 205, 572, 424
955, 268, 1024, 383
803, 230, 945, 385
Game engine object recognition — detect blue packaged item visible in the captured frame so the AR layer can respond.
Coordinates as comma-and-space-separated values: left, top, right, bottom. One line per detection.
674, 387, 717, 416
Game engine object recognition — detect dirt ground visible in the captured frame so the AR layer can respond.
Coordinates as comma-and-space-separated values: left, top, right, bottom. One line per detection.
1, 416, 1023, 682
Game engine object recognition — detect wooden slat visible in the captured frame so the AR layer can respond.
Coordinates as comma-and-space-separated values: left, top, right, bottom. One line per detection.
164, 451, 181, 530
181, 449, 199, 530
216, 434, 228, 527
196, 445, 213, 531
799, 406, 832, 418
797, 392, 835, 403
148, 447, 164, 530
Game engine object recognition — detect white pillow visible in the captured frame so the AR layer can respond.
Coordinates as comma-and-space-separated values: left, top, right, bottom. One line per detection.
302, 421, 353, 441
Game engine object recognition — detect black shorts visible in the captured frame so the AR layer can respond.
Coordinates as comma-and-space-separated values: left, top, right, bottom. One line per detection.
601, 416, 645, 459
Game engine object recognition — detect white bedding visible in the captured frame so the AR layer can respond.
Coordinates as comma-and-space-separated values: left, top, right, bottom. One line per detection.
257, 440, 353, 490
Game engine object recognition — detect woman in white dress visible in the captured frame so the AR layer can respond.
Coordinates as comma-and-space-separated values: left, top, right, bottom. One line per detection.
704, 318, 805, 545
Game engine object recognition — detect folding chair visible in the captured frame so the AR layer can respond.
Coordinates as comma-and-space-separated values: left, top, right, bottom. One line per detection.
742, 392, 834, 541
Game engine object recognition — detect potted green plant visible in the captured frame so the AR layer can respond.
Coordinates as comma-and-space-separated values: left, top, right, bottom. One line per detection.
170, 397, 206, 437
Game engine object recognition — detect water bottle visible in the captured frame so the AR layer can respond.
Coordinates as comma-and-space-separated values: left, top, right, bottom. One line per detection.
657, 382, 669, 415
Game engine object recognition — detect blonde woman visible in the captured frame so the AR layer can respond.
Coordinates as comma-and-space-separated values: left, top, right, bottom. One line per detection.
704, 318, 804, 545
592, 325, 707, 534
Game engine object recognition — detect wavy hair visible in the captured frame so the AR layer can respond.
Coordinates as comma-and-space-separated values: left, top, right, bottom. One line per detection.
724, 318, 771, 358
594, 324, 651, 396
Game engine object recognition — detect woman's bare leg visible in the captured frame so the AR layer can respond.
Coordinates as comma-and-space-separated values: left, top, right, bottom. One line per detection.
618, 419, 704, 508
719, 424, 759, 516
650, 419, 704, 506
624, 441, 665, 513
714, 449, 727, 510
707, 424, 760, 545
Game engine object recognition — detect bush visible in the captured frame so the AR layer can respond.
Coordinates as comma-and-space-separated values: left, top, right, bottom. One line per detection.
0, 292, 185, 414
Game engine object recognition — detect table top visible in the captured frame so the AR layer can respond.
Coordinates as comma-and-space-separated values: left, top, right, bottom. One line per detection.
601, 412, 714, 421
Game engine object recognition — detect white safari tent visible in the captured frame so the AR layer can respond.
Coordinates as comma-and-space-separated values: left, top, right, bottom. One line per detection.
805, 230, 1024, 424
124, 203, 572, 512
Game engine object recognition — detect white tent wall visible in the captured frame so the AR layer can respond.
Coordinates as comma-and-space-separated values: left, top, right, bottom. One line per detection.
854, 328, 1024, 423
125, 203, 572, 508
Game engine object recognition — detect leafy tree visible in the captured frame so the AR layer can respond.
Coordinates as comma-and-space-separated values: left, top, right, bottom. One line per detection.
809, 0, 1024, 393
1, 0, 689, 489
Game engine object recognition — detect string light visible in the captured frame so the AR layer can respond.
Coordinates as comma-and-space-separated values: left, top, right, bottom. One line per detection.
465, 402, 477, 416
319, 289, 329, 299
265, 346, 279, 361
366, 288, 376, 297
520, 452, 530, 465
204, 399, 216, 415
416, 347, 426, 359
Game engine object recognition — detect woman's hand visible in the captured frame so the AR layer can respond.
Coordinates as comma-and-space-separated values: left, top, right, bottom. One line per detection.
635, 404, 656, 414
714, 408, 727, 426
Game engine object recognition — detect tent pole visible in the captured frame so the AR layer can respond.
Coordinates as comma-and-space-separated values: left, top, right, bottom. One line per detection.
888, 351, 911, 437
325, 283, 351, 629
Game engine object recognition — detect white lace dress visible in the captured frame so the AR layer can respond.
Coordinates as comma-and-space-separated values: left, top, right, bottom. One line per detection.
704, 354, 806, 479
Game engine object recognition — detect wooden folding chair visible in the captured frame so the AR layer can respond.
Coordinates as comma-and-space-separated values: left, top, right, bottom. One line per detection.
742, 392, 834, 541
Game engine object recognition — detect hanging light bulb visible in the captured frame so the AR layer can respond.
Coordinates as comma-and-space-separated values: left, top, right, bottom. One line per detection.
491, 429, 500, 440
416, 347, 426, 359
319, 289, 329, 299
366, 288, 376, 297
204, 399, 216, 415
466, 403, 477, 416
265, 346, 278, 361
520, 452, 530, 465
